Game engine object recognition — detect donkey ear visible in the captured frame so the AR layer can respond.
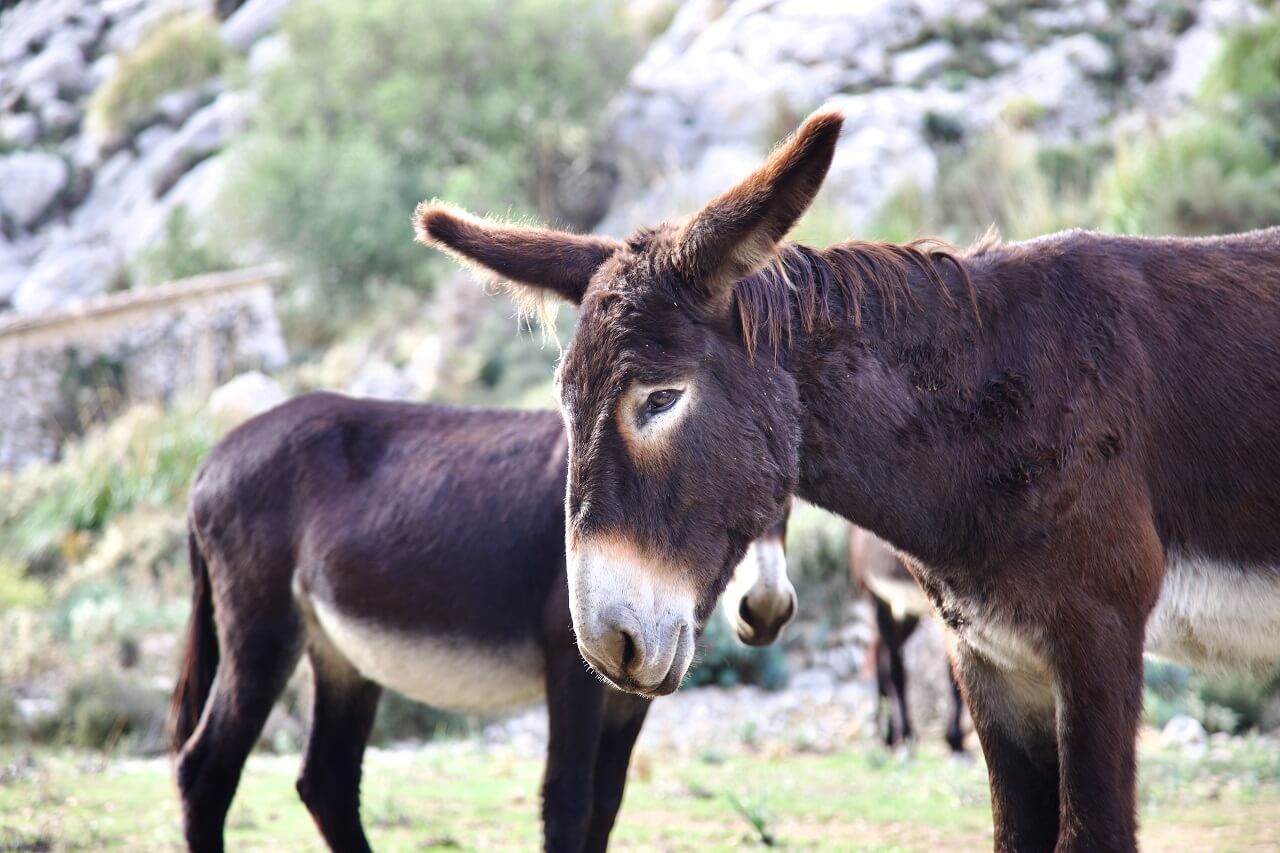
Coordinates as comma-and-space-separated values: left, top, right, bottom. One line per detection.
415, 203, 621, 306
672, 109, 844, 310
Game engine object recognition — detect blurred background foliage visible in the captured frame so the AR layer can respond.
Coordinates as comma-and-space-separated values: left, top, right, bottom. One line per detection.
221, 0, 638, 331
2, 0, 1279, 755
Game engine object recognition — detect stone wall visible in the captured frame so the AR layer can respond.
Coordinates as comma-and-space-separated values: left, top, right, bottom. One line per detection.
0, 265, 286, 470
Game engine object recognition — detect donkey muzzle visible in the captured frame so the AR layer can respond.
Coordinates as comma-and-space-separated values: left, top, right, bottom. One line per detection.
567, 537, 697, 696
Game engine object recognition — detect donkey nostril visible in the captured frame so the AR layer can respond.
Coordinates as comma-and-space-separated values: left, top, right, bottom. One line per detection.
619, 629, 638, 671
738, 596, 755, 626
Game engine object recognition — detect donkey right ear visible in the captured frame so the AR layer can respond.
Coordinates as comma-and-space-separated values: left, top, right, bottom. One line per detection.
415, 203, 621, 306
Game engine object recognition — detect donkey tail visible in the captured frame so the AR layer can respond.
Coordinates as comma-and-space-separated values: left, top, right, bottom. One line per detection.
169, 527, 219, 753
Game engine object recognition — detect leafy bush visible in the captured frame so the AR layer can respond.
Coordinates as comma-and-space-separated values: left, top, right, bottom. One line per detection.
684, 610, 788, 691
371, 692, 469, 745
872, 124, 1104, 245
223, 0, 639, 316
87, 13, 231, 139
57, 671, 168, 752
0, 404, 216, 575
1145, 660, 1280, 734
1099, 12, 1280, 236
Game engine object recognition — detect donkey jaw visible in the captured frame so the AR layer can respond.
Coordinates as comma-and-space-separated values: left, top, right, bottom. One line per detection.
567, 535, 698, 696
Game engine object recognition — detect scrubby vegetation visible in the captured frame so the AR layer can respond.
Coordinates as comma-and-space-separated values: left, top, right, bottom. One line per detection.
221, 0, 640, 329
87, 13, 232, 140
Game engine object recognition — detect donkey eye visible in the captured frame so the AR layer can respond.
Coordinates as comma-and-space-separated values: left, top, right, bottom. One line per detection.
645, 389, 680, 414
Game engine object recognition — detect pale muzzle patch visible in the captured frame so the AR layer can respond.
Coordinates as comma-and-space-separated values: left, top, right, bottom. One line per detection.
567, 534, 698, 696
723, 534, 796, 646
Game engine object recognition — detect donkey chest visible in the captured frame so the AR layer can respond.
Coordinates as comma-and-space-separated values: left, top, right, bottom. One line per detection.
310, 598, 546, 713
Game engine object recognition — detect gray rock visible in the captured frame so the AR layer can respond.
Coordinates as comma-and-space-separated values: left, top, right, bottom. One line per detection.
0, 151, 68, 229
0, 0, 80, 64
0, 112, 39, 148
891, 40, 954, 86
247, 32, 288, 79
220, 0, 292, 52
38, 98, 81, 136
146, 92, 248, 197
1161, 714, 1208, 750
13, 39, 89, 100
208, 371, 286, 427
154, 86, 207, 127
11, 240, 120, 314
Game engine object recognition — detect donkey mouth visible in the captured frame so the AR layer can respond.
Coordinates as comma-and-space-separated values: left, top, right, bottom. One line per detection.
578, 622, 693, 697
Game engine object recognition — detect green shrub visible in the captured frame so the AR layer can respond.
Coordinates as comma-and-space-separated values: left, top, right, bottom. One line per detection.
223, 0, 639, 319
1099, 11, 1280, 236
371, 692, 469, 745
87, 13, 231, 139
57, 671, 168, 751
871, 124, 1104, 246
0, 404, 216, 574
1100, 113, 1280, 236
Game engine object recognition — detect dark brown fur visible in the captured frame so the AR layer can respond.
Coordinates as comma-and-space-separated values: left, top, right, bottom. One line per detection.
171, 394, 789, 853
416, 109, 1280, 852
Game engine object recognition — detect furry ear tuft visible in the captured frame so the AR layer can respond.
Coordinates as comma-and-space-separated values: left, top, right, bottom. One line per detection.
414, 201, 621, 307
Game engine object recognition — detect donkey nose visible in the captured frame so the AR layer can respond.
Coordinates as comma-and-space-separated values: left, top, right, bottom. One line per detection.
582, 605, 688, 695
737, 590, 797, 647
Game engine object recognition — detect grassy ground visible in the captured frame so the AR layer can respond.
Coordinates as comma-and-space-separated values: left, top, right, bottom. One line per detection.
2, 732, 1278, 851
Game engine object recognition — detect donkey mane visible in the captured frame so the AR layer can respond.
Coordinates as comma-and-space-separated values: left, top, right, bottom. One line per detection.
735, 238, 980, 357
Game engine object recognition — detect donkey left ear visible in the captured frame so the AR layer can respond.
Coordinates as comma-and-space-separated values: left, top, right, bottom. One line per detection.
415, 202, 621, 306
672, 109, 844, 311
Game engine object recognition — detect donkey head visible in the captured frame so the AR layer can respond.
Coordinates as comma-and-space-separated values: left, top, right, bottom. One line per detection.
417, 110, 842, 695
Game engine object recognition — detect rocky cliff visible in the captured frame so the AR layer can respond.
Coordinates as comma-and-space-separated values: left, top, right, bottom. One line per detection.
0, 0, 286, 314
0, 0, 1260, 318
600, 0, 1259, 235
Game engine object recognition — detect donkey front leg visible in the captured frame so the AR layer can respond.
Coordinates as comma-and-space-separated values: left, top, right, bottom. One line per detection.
581, 690, 651, 853
953, 645, 1060, 853
1049, 608, 1148, 852
542, 648, 605, 852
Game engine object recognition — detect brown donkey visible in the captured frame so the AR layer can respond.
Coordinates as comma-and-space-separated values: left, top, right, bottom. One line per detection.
416, 110, 1280, 851
851, 527, 965, 753
170, 393, 794, 853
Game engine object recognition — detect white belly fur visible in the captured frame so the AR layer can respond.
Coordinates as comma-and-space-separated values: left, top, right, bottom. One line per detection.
1146, 553, 1280, 673
310, 598, 546, 713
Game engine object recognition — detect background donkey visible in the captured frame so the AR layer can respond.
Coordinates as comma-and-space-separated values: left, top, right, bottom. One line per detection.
170, 392, 795, 853
850, 527, 965, 753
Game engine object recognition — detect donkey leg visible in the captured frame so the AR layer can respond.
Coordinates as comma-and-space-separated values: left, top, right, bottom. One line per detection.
296, 641, 382, 853
944, 662, 967, 754
889, 613, 919, 744
870, 635, 896, 746
952, 644, 1059, 853
542, 650, 605, 852
176, 615, 303, 853
1051, 616, 1146, 853
581, 690, 651, 853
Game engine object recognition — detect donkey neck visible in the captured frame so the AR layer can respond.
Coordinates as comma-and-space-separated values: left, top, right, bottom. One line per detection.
775, 241, 994, 567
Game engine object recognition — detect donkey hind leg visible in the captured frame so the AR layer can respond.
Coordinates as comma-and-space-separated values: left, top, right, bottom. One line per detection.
873, 598, 917, 747
581, 691, 652, 853
296, 639, 383, 853
944, 662, 967, 754
953, 644, 1059, 853
176, 613, 304, 853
